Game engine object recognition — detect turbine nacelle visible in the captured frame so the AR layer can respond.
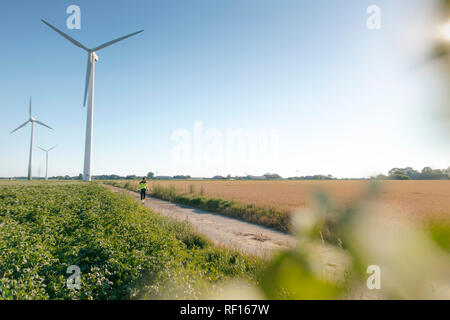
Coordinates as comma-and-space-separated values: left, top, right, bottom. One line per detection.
10, 98, 53, 135
90, 51, 99, 62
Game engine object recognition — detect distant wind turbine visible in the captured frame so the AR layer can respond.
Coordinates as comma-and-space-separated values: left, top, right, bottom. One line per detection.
41, 19, 144, 182
10, 97, 53, 180
38, 145, 57, 181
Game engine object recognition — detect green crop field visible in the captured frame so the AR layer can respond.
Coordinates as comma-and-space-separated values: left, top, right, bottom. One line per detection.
0, 181, 262, 300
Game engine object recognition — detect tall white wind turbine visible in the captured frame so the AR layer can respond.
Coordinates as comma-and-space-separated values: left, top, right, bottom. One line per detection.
38, 145, 57, 181
41, 19, 144, 182
10, 97, 53, 180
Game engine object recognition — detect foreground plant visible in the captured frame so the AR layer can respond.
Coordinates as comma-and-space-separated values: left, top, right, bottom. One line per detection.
0, 182, 262, 300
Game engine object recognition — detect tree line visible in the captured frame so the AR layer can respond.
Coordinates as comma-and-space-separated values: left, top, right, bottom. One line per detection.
373, 167, 450, 180
3, 167, 448, 181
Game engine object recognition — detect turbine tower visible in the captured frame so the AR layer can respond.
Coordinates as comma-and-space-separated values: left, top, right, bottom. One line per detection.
38, 145, 57, 181
10, 97, 53, 180
41, 19, 144, 182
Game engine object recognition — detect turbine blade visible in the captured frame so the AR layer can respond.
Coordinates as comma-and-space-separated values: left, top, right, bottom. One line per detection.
41, 19, 90, 52
48, 145, 57, 152
29, 97, 32, 118
35, 120, 53, 130
83, 54, 92, 107
38, 147, 47, 152
10, 120, 30, 135
92, 30, 144, 52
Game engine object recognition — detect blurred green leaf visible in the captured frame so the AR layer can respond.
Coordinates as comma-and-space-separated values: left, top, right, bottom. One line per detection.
441, 0, 450, 12
429, 43, 450, 61
428, 224, 450, 252
260, 251, 342, 300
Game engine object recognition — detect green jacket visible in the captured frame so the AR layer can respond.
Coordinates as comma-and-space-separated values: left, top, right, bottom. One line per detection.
138, 181, 148, 191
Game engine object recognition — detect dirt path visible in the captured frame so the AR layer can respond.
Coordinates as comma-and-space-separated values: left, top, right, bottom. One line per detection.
103, 185, 364, 295
104, 185, 350, 282
104, 184, 297, 257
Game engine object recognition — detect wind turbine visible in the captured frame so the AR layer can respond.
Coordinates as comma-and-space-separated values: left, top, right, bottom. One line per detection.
41, 19, 144, 182
38, 145, 57, 181
10, 97, 53, 180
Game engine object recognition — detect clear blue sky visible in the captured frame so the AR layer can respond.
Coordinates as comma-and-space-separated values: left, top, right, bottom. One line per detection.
0, 0, 448, 178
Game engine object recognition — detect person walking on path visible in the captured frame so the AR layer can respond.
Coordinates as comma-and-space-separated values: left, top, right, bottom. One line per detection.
138, 177, 149, 202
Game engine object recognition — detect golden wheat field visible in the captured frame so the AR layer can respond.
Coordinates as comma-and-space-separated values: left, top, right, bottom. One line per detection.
145, 180, 450, 222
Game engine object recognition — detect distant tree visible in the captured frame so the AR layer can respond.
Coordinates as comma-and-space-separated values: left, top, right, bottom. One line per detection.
173, 175, 191, 180
421, 167, 434, 179
93, 174, 122, 180
389, 167, 420, 179
403, 167, 421, 179
390, 173, 410, 180
263, 173, 282, 180
385, 167, 449, 180
147, 172, 154, 179
432, 169, 444, 179
389, 168, 405, 176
